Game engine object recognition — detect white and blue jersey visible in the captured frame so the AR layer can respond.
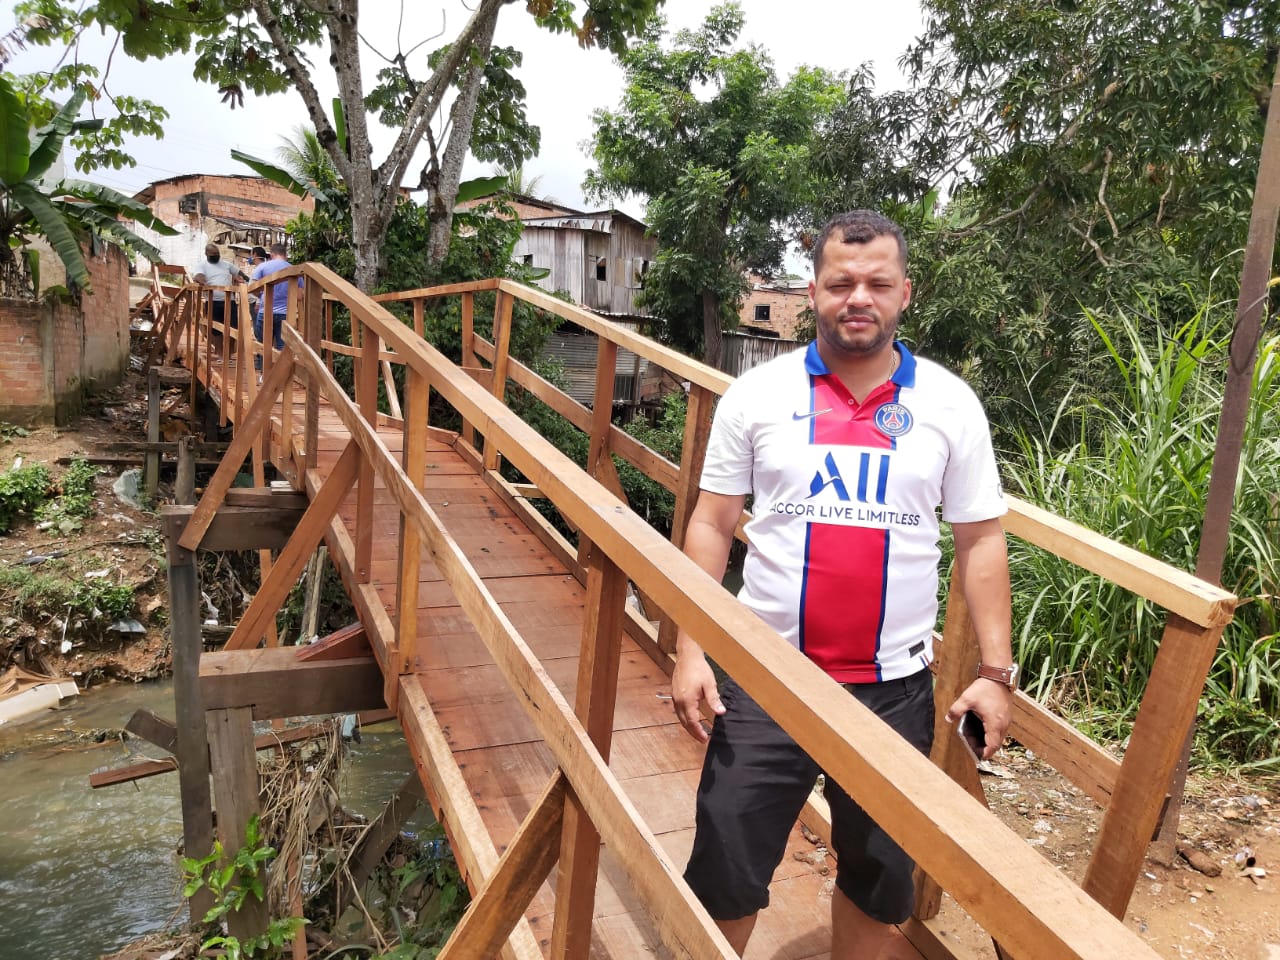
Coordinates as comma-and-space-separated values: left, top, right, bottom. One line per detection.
700, 341, 1006, 683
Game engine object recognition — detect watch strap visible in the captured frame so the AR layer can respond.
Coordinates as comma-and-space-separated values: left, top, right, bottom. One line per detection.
976, 662, 1019, 691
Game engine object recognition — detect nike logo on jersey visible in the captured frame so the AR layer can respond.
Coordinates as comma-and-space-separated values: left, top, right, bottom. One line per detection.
791, 408, 833, 421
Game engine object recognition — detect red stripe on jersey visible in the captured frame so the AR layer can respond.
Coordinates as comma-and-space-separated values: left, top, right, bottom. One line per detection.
800, 375, 894, 683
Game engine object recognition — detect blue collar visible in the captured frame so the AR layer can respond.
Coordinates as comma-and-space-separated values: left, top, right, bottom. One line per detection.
804, 340, 917, 388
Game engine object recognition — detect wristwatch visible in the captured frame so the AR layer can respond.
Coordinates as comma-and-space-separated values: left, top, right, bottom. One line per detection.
976, 662, 1019, 692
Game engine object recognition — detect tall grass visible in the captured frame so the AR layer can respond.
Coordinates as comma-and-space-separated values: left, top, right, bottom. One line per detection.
1001, 298, 1279, 770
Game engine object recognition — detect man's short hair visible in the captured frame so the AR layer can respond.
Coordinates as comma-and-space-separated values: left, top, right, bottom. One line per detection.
204, 243, 220, 258
251, 246, 268, 260
269, 242, 287, 257
812, 210, 908, 275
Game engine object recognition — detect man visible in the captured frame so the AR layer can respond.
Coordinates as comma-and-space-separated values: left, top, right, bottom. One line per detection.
250, 242, 292, 368
191, 243, 245, 344
672, 209, 1015, 958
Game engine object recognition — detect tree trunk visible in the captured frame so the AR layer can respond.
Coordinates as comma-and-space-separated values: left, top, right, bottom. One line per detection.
322, 0, 386, 292
427, 9, 499, 266
701, 289, 724, 369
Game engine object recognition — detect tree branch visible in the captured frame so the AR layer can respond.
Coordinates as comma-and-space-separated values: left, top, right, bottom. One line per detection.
377, 0, 506, 197
249, 0, 348, 183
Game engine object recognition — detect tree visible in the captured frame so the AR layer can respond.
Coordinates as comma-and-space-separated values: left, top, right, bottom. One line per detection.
0, 76, 174, 296
585, 3, 845, 366
16, 0, 664, 291
896, 0, 1280, 425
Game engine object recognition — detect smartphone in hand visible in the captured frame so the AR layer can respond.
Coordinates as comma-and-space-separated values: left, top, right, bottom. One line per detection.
957, 709, 986, 761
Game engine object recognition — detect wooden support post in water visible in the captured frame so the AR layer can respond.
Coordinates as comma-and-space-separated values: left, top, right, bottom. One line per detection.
207, 705, 270, 941
162, 510, 214, 924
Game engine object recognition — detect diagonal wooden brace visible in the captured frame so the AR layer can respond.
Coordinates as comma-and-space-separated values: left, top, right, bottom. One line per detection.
436, 772, 567, 960
224, 441, 360, 650
178, 350, 298, 552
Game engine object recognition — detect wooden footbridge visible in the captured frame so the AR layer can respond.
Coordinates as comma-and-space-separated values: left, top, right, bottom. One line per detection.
134, 261, 1235, 959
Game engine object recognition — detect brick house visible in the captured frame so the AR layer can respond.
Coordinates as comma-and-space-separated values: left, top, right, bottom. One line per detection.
738, 273, 810, 340
128, 173, 315, 272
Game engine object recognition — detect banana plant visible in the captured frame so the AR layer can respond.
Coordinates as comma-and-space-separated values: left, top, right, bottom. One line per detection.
0, 75, 176, 296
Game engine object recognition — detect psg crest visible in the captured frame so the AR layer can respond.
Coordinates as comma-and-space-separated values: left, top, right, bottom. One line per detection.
874, 402, 913, 437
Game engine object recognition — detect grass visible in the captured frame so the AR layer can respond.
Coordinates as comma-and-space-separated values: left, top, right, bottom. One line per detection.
998, 297, 1279, 770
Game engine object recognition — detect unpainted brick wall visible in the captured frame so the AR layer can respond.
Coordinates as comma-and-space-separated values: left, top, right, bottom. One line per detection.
0, 242, 130, 425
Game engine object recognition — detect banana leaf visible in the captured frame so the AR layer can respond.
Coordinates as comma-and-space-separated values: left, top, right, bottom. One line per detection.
57, 178, 179, 235
11, 181, 91, 291
63, 202, 164, 264
27, 87, 86, 182
0, 74, 31, 185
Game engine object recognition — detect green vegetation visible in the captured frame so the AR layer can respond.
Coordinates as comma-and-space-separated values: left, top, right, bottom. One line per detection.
0, 562, 135, 624
36, 457, 98, 533
0, 463, 51, 533
369, 823, 470, 958
1001, 304, 1279, 769
182, 815, 306, 960
0, 76, 174, 296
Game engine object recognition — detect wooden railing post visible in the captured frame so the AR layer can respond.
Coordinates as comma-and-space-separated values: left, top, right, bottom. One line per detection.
303, 275, 322, 480
550, 550, 628, 959
657, 383, 715, 653
324, 298, 335, 374
460, 292, 476, 448
482, 291, 514, 471
393, 368, 429, 709
913, 574, 991, 922
577, 337, 627, 567
355, 318, 380, 582
280, 280, 300, 466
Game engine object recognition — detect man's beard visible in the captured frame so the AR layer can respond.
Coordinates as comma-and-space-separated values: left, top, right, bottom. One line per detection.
818, 307, 901, 357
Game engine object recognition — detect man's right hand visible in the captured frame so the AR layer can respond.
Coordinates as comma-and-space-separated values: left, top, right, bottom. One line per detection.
672, 652, 725, 743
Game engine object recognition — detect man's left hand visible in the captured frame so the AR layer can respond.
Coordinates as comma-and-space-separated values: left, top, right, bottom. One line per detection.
945, 679, 1013, 760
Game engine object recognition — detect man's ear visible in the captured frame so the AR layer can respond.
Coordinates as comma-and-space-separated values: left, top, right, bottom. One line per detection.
901, 277, 912, 312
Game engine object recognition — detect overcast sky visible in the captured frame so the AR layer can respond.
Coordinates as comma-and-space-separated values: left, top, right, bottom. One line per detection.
8, 1, 924, 220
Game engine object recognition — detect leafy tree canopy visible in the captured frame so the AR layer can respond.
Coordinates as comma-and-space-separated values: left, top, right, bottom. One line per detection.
585, 3, 843, 364
897, 0, 1279, 426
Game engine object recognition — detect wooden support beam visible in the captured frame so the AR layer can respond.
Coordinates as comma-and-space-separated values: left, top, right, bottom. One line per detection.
126, 708, 178, 753
337, 774, 425, 913
162, 510, 213, 925
207, 706, 271, 941
145, 366, 161, 501
161, 503, 306, 554
437, 773, 567, 960
92, 720, 337, 789
460, 292, 476, 448
296, 622, 369, 661
551, 552, 628, 960
224, 442, 359, 650
1082, 616, 1227, 917
200, 648, 386, 719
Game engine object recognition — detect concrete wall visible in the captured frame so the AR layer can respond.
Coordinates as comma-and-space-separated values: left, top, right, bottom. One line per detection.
0, 243, 132, 425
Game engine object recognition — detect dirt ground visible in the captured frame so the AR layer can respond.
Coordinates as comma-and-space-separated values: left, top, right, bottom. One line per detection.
922, 747, 1280, 959
2, 373, 1278, 959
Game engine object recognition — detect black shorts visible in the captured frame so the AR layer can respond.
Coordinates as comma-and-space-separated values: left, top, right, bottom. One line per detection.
683, 669, 934, 924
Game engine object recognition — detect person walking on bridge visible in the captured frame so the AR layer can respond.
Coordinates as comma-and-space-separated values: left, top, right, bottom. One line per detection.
191, 243, 245, 350
250, 242, 293, 370
672, 209, 1016, 959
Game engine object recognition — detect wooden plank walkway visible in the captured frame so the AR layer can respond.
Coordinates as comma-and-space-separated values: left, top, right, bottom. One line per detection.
199, 354, 839, 959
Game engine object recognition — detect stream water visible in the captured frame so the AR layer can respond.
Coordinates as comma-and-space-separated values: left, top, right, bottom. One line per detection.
0, 680, 421, 960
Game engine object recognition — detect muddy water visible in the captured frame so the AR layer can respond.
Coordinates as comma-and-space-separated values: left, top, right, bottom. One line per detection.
0, 680, 419, 960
